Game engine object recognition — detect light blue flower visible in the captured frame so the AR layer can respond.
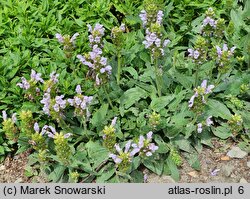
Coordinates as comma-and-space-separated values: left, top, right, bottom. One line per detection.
31, 69, 44, 83
206, 116, 213, 126
75, 85, 82, 94
34, 122, 40, 133
197, 123, 203, 133
2, 111, 7, 121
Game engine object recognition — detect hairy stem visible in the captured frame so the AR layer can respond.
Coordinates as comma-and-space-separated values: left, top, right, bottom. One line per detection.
103, 84, 114, 109
215, 72, 222, 86
117, 50, 122, 85
154, 58, 162, 97
194, 65, 199, 88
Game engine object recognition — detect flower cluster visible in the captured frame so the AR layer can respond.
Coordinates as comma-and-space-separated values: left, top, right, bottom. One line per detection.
69, 171, 80, 183
34, 123, 72, 164
67, 85, 93, 118
109, 131, 159, 172
187, 37, 207, 64
102, 117, 117, 151
40, 72, 65, 119
53, 95, 67, 113
131, 131, 159, 157
109, 140, 134, 172
201, 8, 225, 38
20, 110, 34, 138
240, 83, 249, 94
87, 23, 105, 47
37, 149, 49, 163
17, 77, 30, 90
40, 92, 51, 115
111, 24, 125, 47
148, 111, 160, 128
17, 70, 44, 100
17, 69, 44, 90
139, 2, 170, 59
30, 122, 47, 150
43, 71, 59, 93
228, 114, 243, 136
1, 111, 18, 141
197, 116, 213, 133
226, 95, 244, 109
55, 33, 79, 51
139, 2, 163, 28
142, 28, 170, 58
214, 44, 236, 72
77, 24, 112, 86
169, 149, 182, 166
189, 80, 214, 114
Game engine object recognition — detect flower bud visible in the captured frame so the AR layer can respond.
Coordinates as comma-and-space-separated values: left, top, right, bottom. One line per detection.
228, 114, 243, 136
69, 171, 80, 183
148, 111, 160, 128
54, 132, 72, 165
20, 110, 34, 138
170, 149, 182, 166
2, 111, 18, 142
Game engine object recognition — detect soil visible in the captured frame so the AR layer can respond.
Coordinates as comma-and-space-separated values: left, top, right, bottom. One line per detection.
0, 149, 31, 183
0, 139, 249, 183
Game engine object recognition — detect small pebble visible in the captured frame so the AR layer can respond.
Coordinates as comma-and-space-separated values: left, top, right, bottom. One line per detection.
0, 165, 5, 171
14, 178, 23, 183
221, 165, 234, 177
227, 147, 247, 159
239, 178, 248, 183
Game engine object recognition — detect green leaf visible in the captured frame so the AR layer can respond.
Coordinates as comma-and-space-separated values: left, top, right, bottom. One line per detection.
130, 170, 144, 183
230, 10, 243, 30
96, 164, 115, 183
168, 90, 187, 111
26, 153, 39, 166
207, 99, 231, 120
168, 68, 193, 89
241, 111, 250, 129
150, 95, 175, 112
184, 123, 196, 139
200, 130, 213, 148
24, 165, 37, 177
131, 156, 141, 170
173, 136, 194, 153
91, 103, 108, 127
85, 141, 109, 169
185, 153, 201, 171
211, 125, 232, 139
154, 134, 169, 154
143, 158, 164, 175
48, 165, 66, 182
166, 157, 179, 182
120, 87, 148, 109
122, 67, 138, 79
16, 145, 29, 154
0, 146, 5, 155
21, 102, 39, 112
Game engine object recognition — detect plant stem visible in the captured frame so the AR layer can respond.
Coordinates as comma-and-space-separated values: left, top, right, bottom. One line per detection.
153, 58, 162, 97
81, 117, 87, 132
103, 84, 114, 109
117, 50, 122, 85
58, 118, 71, 132
215, 72, 222, 86
96, 88, 103, 104
194, 65, 199, 87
